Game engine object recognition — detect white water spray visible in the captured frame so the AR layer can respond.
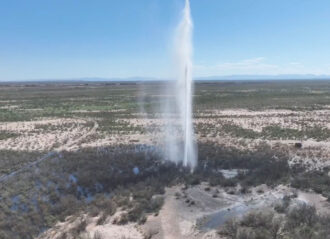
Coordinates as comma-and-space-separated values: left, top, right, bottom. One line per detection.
163, 0, 197, 169
177, 0, 197, 169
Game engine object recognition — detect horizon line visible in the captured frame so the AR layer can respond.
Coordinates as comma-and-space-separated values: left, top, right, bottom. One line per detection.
1, 73, 330, 83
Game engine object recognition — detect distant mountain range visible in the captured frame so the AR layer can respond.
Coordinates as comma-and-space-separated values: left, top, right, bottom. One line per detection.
197, 74, 330, 81
72, 74, 330, 81
2, 74, 330, 83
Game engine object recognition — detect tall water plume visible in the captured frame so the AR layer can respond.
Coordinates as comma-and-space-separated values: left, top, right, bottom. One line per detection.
162, 0, 197, 169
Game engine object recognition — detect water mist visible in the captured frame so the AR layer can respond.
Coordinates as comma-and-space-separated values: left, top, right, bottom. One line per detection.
162, 0, 197, 170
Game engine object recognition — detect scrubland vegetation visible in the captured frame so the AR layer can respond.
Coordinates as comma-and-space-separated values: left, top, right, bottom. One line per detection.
219, 202, 330, 239
0, 150, 43, 177
0, 80, 330, 238
1, 142, 329, 238
195, 80, 330, 111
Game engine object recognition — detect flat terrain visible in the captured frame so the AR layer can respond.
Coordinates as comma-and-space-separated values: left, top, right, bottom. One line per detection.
1, 80, 330, 239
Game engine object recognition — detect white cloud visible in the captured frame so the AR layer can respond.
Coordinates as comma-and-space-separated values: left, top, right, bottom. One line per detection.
194, 57, 330, 77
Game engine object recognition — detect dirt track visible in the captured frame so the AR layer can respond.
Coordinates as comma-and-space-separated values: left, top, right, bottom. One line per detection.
0, 119, 98, 183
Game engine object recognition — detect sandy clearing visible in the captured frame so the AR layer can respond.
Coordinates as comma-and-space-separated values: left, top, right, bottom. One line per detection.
80, 117, 330, 169
142, 183, 330, 239
38, 183, 330, 239
195, 112, 330, 133
1, 108, 328, 169
39, 213, 144, 239
111, 108, 330, 169
0, 118, 86, 133
0, 120, 99, 183
0, 105, 20, 109
198, 109, 298, 117
58, 120, 99, 151
120, 108, 330, 133
72, 109, 128, 113
0, 118, 96, 151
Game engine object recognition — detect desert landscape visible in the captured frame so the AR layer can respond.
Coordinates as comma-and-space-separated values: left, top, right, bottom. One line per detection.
3, 0, 330, 238
1, 80, 330, 239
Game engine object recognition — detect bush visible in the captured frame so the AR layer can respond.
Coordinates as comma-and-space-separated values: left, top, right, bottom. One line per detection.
291, 171, 330, 201
286, 204, 317, 228
70, 218, 87, 237
274, 196, 291, 213
219, 211, 281, 239
219, 203, 330, 239
93, 231, 103, 239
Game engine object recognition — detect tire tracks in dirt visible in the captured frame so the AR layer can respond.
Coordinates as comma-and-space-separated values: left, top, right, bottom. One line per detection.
0, 119, 98, 184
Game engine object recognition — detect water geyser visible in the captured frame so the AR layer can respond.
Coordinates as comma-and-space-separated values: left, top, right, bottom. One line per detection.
163, 0, 197, 170
177, 0, 197, 169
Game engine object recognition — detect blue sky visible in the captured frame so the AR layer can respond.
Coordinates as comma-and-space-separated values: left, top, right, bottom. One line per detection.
1, 0, 330, 81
